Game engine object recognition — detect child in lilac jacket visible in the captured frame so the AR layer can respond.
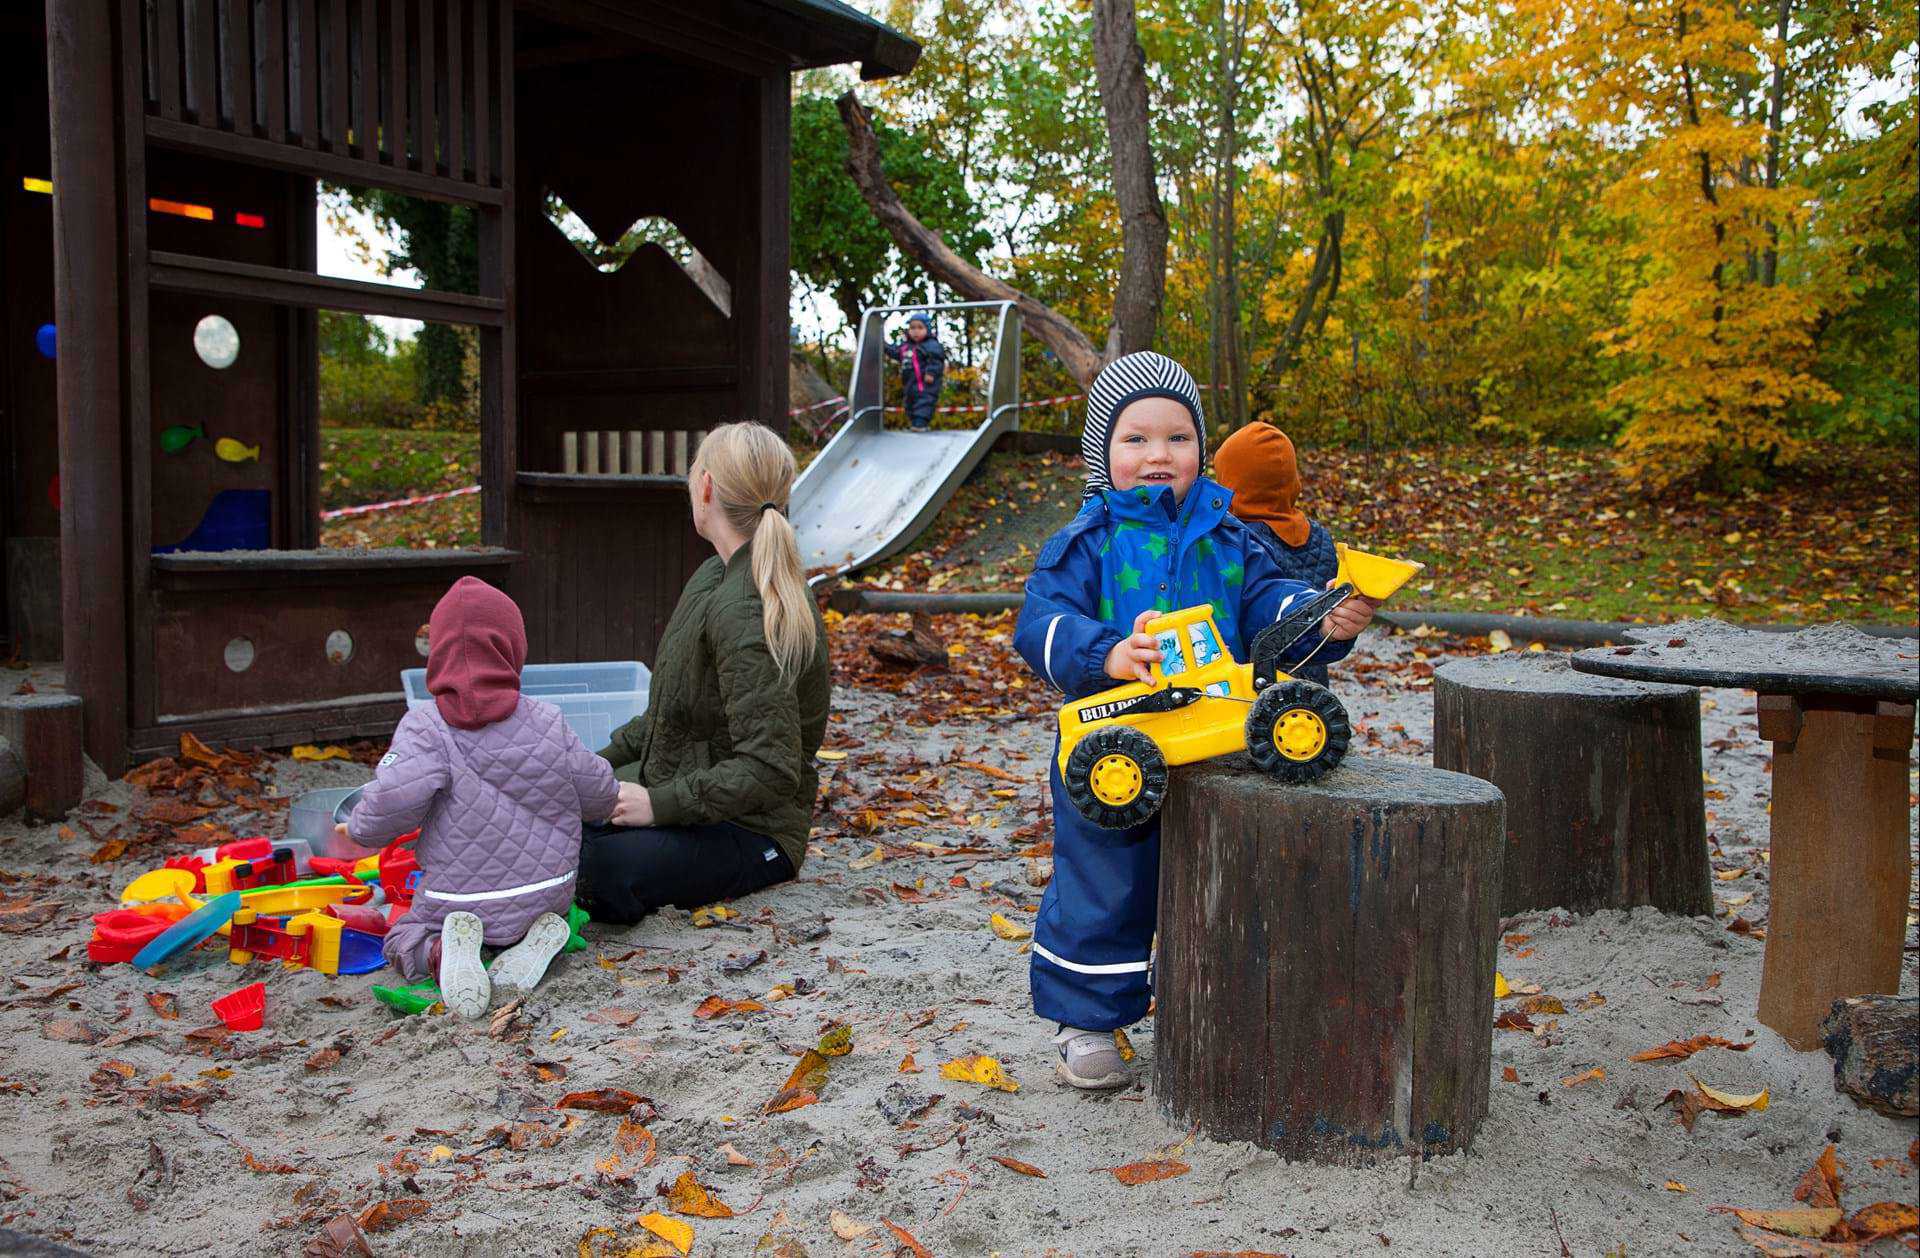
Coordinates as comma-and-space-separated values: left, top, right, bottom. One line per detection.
341, 576, 618, 1017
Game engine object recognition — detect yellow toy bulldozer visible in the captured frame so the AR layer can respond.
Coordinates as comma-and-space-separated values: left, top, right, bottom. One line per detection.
1057, 544, 1425, 828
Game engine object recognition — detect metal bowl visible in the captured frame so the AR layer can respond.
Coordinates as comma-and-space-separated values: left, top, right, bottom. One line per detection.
289, 785, 371, 860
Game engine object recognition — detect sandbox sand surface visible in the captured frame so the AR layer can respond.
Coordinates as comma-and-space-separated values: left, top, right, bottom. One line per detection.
1, 627, 1914, 1257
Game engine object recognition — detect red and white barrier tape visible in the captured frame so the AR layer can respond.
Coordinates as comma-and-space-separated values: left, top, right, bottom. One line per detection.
320, 483, 480, 521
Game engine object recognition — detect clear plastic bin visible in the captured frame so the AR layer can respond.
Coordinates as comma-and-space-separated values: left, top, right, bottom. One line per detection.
402, 661, 651, 752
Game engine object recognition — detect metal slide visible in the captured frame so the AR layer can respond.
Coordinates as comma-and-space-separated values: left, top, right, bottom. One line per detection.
791, 301, 1022, 584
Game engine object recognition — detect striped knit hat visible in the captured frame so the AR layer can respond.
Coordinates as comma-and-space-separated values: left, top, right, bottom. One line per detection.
1080, 351, 1207, 499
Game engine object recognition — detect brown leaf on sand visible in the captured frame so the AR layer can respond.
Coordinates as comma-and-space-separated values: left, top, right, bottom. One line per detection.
763, 1087, 818, 1115
1708, 1206, 1844, 1239
717, 1141, 754, 1167
780, 1049, 832, 1096
243, 1150, 299, 1174
178, 732, 233, 769
665, 1170, 733, 1219
614, 1119, 657, 1165
1502, 1067, 1520, 1083
303, 1212, 375, 1258
357, 1198, 429, 1233
1843, 1201, 1919, 1242
0, 896, 60, 934
557, 1088, 649, 1113
137, 797, 216, 825
305, 1047, 341, 1072
883, 1220, 933, 1258
147, 992, 179, 1021
898, 1052, 921, 1074
1560, 1068, 1605, 1088
1629, 1035, 1751, 1063
1792, 1145, 1845, 1210
1517, 995, 1566, 1016
991, 1154, 1047, 1178
691, 995, 765, 1020
1100, 1160, 1190, 1185
1493, 1010, 1535, 1032
949, 759, 1021, 782
586, 1006, 642, 1027
41, 1018, 103, 1045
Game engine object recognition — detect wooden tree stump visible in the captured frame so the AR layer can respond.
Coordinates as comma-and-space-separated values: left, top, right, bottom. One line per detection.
0, 694, 86, 820
1433, 653, 1710, 916
1155, 754, 1505, 1166
0, 736, 23, 817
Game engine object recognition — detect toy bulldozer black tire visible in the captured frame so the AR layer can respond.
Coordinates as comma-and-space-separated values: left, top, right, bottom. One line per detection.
1245, 680, 1351, 784
1064, 725, 1168, 830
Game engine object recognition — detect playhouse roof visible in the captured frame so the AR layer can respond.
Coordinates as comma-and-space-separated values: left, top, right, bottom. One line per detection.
739, 0, 922, 79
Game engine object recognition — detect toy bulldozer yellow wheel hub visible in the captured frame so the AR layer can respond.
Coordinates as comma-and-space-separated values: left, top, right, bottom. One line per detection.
1274, 708, 1328, 762
1089, 754, 1145, 806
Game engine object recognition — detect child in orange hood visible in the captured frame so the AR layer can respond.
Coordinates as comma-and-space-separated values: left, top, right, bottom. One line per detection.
1212, 421, 1339, 685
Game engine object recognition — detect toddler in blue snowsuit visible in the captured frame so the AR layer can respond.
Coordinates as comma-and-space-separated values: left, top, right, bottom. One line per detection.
1012, 352, 1377, 1090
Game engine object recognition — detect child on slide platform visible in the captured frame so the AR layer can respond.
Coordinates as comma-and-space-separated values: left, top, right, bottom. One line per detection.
882, 311, 946, 432
338, 576, 618, 1018
1012, 352, 1376, 1089
1212, 420, 1340, 686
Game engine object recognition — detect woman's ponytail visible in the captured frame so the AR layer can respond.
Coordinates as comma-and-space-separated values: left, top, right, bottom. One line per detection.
693, 422, 817, 685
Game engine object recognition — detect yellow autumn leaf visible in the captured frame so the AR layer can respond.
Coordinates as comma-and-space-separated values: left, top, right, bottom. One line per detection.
1114, 1028, 1136, 1063
638, 1212, 694, 1256
665, 1170, 733, 1218
290, 744, 353, 762
690, 904, 738, 928
815, 750, 848, 762
989, 913, 1032, 941
1487, 629, 1513, 653
1709, 1207, 1842, 1238
1694, 1078, 1769, 1113
1494, 972, 1511, 998
1664, 1181, 1689, 1193
848, 845, 886, 871
816, 1023, 853, 1057
428, 1145, 453, 1163
939, 1054, 1020, 1093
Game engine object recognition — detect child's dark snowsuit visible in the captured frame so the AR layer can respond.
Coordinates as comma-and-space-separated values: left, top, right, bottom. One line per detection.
1213, 422, 1340, 685
883, 330, 946, 430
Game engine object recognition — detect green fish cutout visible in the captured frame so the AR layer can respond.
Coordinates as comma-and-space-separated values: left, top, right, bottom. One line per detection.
214, 437, 261, 463
159, 424, 203, 454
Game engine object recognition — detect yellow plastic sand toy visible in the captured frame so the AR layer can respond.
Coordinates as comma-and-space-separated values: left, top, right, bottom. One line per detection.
1056, 544, 1423, 828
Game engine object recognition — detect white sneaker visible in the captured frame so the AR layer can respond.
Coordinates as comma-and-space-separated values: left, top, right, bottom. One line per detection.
1053, 1025, 1129, 1090
488, 913, 571, 998
437, 912, 490, 1019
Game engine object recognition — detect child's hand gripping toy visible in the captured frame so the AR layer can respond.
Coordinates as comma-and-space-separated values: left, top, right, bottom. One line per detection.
1057, 544, 1423, 828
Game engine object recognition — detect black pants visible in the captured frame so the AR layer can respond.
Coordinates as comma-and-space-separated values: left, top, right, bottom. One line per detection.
576, 820, 794, 925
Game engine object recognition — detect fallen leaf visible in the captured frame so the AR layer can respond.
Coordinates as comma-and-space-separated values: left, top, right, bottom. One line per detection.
829, 1210, 871, 1240
1493, 972, 1511, 999
1708, 1206, 1843, 1239
291, 744, 353, 762
1502, 1067, 1520, 1083
991, 1154, 1047, 1178
781, 1049, 831, 1095
1114, 1028, 1136, 1062
816, 1023, 853, 1057
1693, 1077, 1769, 1114
1793, 1146, 1845, 1210
1101, 1159, 1190, 1185
637, 1212, 693, 1256
1493, 1011, 1535, 1032
666, 1170, 733, 1219
1666, 1181, 1690, 1193
690, 904, 739, 929
615, 1119, 657, 1164
587, 1006, 642, 1027
721, 949, 767, 976
848, 845, 886, 871
243, 1150, 298, 1174
305, 1046, 341, 1071
939, 1054, 1019, 1093
898, 1052, 920, 1074
815, 749, 848, 762
557, 1089, 650, 1113
692, 995, 766, 1020
1575, 992, 1608, 1011
1844, 1201, 1919, 1242
718, 1142, 753, 1167
763, 1087, 818, 1114
883, 1219, 932, 1258
146, 992, 179, 1021
1487, 629, 1513, 652
1561, 1068, 1606, 1088
358, 1198, 429, 1232
1631, 1035, 1755, 1063
41, 1018, 103, 1045
1518, 995, 1566, 1016
989, 913, 1032, 941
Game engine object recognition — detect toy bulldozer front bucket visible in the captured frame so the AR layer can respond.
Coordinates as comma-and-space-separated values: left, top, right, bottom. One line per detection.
1334, 544, 1424, 601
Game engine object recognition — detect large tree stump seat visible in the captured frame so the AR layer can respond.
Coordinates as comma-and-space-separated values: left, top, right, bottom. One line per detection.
0, 694, 85, 820
1154, 754, 1505, 1166
1433, 653, 1711, 916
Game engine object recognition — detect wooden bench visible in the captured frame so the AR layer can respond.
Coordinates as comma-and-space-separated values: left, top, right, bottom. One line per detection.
1154, 754, 1504, 1166
1434, 653, 1711, 916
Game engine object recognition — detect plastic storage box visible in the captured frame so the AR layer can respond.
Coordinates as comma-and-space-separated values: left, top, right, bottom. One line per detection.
401, 661, 651, 751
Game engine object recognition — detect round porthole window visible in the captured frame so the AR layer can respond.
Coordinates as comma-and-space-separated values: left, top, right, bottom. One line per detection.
193, 314, 240, 369
325, 629, 354, 665
224, 636, 255, 672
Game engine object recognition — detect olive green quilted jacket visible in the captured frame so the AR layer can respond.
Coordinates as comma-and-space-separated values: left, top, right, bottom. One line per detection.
598, 542, 831, 871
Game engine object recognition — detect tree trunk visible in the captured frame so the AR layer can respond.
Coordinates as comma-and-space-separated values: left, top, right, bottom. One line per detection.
1433, 654, 1712, 917
1760, 0, 1792, 287
0, 694, 86, 820
1092, 0, 1169, 359
1820, 995, 1918, 1117
1155, 755, 1505, 1165
0, 736, 24, 818
834, 1, 1168, 388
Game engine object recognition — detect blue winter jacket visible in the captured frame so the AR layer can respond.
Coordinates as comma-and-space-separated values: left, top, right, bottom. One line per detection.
1014, 478, 1352, 701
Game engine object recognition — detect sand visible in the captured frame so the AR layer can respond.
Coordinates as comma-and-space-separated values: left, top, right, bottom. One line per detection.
0, 627, 1914, 1257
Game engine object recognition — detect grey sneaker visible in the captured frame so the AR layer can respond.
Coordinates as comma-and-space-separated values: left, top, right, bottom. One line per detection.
437, 912, 490, 1019
1053, 1026, 1129, 1090
488, 912, 571, 997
